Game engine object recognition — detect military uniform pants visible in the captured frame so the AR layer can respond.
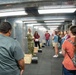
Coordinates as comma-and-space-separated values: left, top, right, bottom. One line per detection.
28, 43, 34, 55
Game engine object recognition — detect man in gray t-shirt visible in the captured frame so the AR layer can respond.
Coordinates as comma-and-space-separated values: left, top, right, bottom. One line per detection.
0, 22, 25, 75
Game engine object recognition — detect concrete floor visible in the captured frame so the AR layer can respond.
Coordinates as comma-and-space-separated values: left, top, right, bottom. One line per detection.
23, 46, 63, 75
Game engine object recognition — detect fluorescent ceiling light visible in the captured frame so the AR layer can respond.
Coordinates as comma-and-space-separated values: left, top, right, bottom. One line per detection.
34, 26, 46, 30
16, 20, 22, 23
26, 24, 34, 26
39, 28, 46, 31
43, 17, 67, 20
23, 18, 37, 21
44, 20, 64, 23
50, 28, 57, 30
49, 27, 58, 29
27, 23, 42, 26
34, 26, 38, 29
26, 22, 62, 26
0, 11, 27, 17
48, 26, 59, 28
38, 8, 76, 14
45, 23, 62, 25
23, 21, 37, 23
39, 5, 75, 9
0, 8, 25, 12
50, 27, 58, 28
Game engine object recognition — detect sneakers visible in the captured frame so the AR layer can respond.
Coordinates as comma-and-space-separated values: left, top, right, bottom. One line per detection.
53, 55, 58, 58
59, 51, 62, 54
39, 49, 42, 50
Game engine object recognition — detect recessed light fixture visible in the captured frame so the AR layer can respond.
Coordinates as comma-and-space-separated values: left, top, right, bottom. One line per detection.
44, 20, 64, 23
0, 8, 27, 17
39, 5, 75, 9
0, 11, 27, 17
23, 21, 37, 23
38, 8, 76, 14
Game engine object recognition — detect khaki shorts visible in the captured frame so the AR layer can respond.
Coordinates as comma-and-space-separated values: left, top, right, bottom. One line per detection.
53, 42, 58, 47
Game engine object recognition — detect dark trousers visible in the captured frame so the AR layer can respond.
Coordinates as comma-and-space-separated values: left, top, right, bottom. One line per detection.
63, 65, 76, 75
34, 41, 41, 49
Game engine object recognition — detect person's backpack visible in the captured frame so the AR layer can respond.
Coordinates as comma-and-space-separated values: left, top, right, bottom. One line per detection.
66, 40, 76, 66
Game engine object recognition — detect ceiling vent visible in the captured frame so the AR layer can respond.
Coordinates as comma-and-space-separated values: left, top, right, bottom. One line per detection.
25, 7, 39, 16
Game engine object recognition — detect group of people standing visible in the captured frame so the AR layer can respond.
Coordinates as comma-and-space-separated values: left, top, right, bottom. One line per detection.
52, 30, 70, 58
27, 29, 51, 56
27, 28, 76, 75
0, 21, 76, 75
0, 22, 50, 75
52, 26, 76, 75
27, 29, 41, 55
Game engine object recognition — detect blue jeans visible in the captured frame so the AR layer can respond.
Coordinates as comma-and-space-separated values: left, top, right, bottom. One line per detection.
63, 65, 76, 75
46, 39, 50, 46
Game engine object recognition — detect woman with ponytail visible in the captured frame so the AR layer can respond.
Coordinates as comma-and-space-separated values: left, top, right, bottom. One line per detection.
62, 25, 76, 75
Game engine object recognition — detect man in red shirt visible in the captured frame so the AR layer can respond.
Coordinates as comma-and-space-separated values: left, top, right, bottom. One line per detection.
45, 31, 50, 46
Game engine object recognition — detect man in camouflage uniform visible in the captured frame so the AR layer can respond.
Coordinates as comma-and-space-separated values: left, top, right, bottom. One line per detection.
27, 28, 34, 55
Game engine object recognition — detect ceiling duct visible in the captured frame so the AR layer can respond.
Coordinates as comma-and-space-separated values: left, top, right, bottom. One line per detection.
37, 20, 44, 23
25, 7, 39, 16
